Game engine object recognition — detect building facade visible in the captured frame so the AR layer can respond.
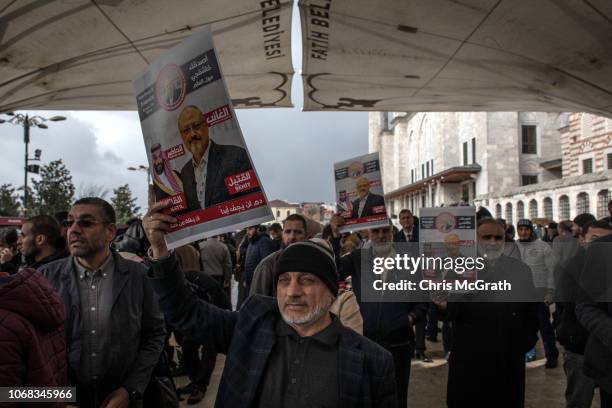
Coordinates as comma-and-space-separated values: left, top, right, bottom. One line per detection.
269, 199, 300, 223
268, 200, 335, 225
370, 111, 612, 225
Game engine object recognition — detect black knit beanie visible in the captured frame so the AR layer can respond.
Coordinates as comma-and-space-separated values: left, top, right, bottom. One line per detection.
274, 241, 338, 296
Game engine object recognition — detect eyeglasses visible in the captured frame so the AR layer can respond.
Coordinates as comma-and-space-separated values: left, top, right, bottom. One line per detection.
61, 219, 105, 228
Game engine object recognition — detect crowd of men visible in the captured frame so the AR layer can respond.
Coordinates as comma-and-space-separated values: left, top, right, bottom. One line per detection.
1, 196, 612, 408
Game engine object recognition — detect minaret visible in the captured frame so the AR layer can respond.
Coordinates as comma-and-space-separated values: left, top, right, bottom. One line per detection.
368, 112, 387, 153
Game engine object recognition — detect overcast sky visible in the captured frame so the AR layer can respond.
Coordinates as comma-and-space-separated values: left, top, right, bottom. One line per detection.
0, 4, 368, 211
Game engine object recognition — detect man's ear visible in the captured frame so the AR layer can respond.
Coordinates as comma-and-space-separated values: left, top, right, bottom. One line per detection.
106, 224, 118, 243
35, 234, 47, 247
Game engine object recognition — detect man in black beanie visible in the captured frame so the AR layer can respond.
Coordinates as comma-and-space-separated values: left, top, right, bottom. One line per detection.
143, 201, 398, 408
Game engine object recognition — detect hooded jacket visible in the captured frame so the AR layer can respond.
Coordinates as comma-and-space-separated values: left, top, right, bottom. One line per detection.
0, 268, 67, 407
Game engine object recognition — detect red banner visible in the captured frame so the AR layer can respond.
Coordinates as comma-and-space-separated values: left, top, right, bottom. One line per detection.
343, 214, 388, 226
165, 144, 185, 160
205, 105, 232, 127
338, 210, 351, 218
0, 217, 26, 226
371, 205, 386, 214
160, 193, 188, 214
170, 192, 266, 232
224, 169, 259, 195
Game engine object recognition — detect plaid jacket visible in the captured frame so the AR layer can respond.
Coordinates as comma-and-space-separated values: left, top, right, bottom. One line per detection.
149, 254, 397, 408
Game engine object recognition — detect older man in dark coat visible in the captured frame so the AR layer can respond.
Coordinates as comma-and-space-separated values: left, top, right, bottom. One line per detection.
143, 200, 398, 408
437, 218, 539, 408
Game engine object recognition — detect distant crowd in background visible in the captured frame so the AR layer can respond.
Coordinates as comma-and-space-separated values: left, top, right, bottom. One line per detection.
1, 197, 612, 407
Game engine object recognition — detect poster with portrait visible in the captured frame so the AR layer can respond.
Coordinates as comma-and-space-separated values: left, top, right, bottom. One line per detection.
134, 26, 273, 249
419, 206, 477, 282
334, 152, 389, 233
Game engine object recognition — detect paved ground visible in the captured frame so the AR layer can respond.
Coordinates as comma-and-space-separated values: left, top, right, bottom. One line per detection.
175, 338, 601, 407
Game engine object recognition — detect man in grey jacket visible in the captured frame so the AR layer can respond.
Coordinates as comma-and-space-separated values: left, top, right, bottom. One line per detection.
40, 197, 166, 407
516, 218, 559, 367
199, 236, 232, 295
250, 214, 308, 296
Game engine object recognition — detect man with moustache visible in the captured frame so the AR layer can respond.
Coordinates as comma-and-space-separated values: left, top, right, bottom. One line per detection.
142, 201, 398, 407
393, 209, 419, 243
39, 197, 166, 408
178, 105, 258, 210
351, 176, 386, 219
435, 218, 539, 408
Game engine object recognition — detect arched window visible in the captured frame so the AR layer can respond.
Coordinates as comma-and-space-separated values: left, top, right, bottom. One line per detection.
495, 204, 502, 219
529, 199, 538, 219
597, 189, 611, 218
559, 195, 570, 219
543, 197, 553, 220
517, 201, 525, 220
576, 193, 590, 215
505, 203, 513, 226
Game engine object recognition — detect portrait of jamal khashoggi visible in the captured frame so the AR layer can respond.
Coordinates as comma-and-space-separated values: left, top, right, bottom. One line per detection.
176, 105, 260, 211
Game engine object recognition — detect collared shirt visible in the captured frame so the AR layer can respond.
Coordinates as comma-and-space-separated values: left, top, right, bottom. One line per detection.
192, 144, 211, 208
358, 194, 369, 217
403, 228, 413, 242
75, 254, 114, 384
255, 315, 341, 408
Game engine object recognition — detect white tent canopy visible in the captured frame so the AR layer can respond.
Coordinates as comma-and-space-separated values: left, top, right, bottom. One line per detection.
0, 0, 611, 115
299, 0, 612, 115
0, 0, 294, 111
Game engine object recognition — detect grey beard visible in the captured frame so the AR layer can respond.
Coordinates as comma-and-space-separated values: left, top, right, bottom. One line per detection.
280, 296, 333, 326
478, 243, 504, 262
372, 242, 393, 257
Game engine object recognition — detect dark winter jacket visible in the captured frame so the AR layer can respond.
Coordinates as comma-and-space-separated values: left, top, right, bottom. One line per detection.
243, 233, 276, 288
39, 250, 166, 404
185, 269, 232, 310
0, 252, 22, 275
26, 249, 70, 270
445, 255, 539, 408
0, 268, 67, 407
148, 254, 398, 408
339, 247, 428, 348
576, 235, 612, 393
555, 247, 589, 354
